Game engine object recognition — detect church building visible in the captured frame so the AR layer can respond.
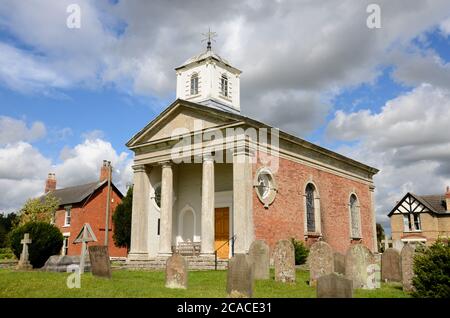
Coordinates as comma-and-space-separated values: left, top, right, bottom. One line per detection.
126, 38, 379, 265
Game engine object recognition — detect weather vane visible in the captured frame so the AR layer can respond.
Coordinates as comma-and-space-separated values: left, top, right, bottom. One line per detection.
201, 28, 217, 51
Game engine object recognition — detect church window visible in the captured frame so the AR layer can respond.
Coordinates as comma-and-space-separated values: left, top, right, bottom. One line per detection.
350, 194, 361, 238
190, 73, 198, 95
305, 184, 316, 232
221, 74, 228, 97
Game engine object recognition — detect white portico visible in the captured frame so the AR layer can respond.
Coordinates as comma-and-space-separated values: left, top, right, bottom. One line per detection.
126, 41, 254, 262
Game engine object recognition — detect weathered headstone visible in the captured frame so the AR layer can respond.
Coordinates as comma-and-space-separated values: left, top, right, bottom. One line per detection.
317, 273, 353, 298
43, 255, 91, 272
392, 239, 404, 252
401, 243, 416, 292
273, 239, 295, 283
381, 248, 402, 282
334, 252, 346, 275
16, 233, 32, 270
73, 223, 97, 274
345, 244, 377, 289
227, 254, 253, 297
165, 253, 188, 289
88, 246, 111, 278
248, 240, 270, 280
309, 241, 334, 286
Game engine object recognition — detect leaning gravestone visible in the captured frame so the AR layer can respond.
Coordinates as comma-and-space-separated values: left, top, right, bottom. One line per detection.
309, 241, 334, 286
317, 273, 353, 298
273, 240, 296, 283
401, 243, 416, 292
248, 240, 270, 280
88, 246, 112, 279
165, 253, 188, 289
16, 233, 32, 270
345, 244, 377, 289
381, 248, 402, 282
334, 252, 346, 275
227, 254, 253, 297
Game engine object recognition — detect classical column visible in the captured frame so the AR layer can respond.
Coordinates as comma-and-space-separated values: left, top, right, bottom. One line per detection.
128, 164, 150, 261
201, 155, 215, 256
158, 162, 173, 256
370, 185, 378, 253
232, 143, 255, 254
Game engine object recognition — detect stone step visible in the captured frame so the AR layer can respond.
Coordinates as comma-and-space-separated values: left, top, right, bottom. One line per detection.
125, 256, 229, 270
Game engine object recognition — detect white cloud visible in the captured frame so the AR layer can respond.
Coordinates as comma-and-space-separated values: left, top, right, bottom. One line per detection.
0, 116, 46, 145
440, 16, 450, 35
327, 84, 450, 232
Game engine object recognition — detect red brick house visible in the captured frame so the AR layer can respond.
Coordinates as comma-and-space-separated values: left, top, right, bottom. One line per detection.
44, 161, 127, 258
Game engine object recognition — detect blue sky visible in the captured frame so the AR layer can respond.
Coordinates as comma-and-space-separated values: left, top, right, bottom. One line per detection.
1, 0, 450, 234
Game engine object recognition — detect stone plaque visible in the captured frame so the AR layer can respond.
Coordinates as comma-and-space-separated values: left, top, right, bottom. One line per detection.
227, 254, 254, 298
248, 240, 270, 280
401, 243, 416, 292
317, 273, 353, 298
309, 241, 334, 286
165, 253, 188, 289
273, 239, 296, 283
381, 248, 402, 282
334, 252, 346, 275
345, 244, 376, 289
88, 246, 111, 278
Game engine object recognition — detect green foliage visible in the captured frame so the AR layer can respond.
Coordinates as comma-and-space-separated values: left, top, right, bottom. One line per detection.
412, 240, 450, 298
18, 194, 60, 226
376, 223, 385, 252
113, 186, 132, 251
8, 222, 63, 268
0, 247, 16, 260
0, 212, 19, 248
291, 238, 309, 265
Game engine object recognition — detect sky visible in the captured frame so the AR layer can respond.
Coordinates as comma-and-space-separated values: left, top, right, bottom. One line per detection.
0, 0, 450, 234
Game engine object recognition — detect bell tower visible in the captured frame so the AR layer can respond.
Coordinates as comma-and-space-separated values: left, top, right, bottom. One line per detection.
175, 30, 242, 113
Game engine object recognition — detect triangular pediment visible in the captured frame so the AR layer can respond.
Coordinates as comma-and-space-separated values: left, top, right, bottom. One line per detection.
389, 193, 432, 216
127, 100, 243, 148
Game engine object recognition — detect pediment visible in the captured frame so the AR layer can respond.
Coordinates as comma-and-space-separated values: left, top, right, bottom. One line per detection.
391, 193, 432, 215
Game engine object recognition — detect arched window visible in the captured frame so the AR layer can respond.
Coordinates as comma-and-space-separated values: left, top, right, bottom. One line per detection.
221, 74, 228, 97
305, 184, 316, 232
350, 194, 361, 238
190, 73, 198, 95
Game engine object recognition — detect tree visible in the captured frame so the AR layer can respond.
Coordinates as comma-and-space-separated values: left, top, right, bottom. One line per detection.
291, 238, 309, 265
18, 194, 60, 226
0, 212, 19, 248
113, 186, 132, 251
376, 223, 385, 252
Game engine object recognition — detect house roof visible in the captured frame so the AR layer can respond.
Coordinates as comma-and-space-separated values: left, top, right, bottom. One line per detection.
388, 192, 448, 217
43, 180, 123, 207
126, 98, 379, 177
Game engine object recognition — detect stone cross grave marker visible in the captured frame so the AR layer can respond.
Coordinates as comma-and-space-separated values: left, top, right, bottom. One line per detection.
165, 253, 188, 289
273, 239, 296, 283
309, 241, 334, 286
317, 272, 353, 298
88, 245, 111, 278
227, 254, 254, 298
381, 248, 402, 282
73, 223, 97, 274
248, 240, 270, 280
16, 233, 32, 270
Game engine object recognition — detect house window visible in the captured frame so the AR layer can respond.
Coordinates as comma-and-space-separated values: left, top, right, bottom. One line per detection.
403, 214, 410, 232
413, 214, 421, 231
221, 74, 228, 97
190, 73, 198, 95
62, 236, 69, 255
305, 184, 316, 232
64, 206, 71, 226
350, 194, 361, 238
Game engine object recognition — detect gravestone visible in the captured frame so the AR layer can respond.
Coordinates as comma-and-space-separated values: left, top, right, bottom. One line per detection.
401, 243, 416, 292
381, 248, 402, 282
43, 255, 91, 272
317, 273, 353, 298
345, 244, 377, 289
88, 246, 111, 278
248, 240, 270, 280
392, 240, 404, 252
334, 252, 346, 275
165, 253, 188, 289
73, 223, 97, 274
16, 233, 32, 270
309, 241, 334, 286
227, 254, 253, 297
273, 239, 296, 283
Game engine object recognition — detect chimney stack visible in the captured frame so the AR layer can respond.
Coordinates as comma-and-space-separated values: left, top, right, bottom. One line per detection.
45, 173, 56, 193
446, 186, 450, 211
100, 160, 112, 182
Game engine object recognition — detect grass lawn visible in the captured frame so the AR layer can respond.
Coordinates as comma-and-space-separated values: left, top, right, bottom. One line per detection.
0, 269, 409, 298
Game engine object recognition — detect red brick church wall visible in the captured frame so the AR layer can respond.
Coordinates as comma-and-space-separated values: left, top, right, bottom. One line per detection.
252, 152, 375, 254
